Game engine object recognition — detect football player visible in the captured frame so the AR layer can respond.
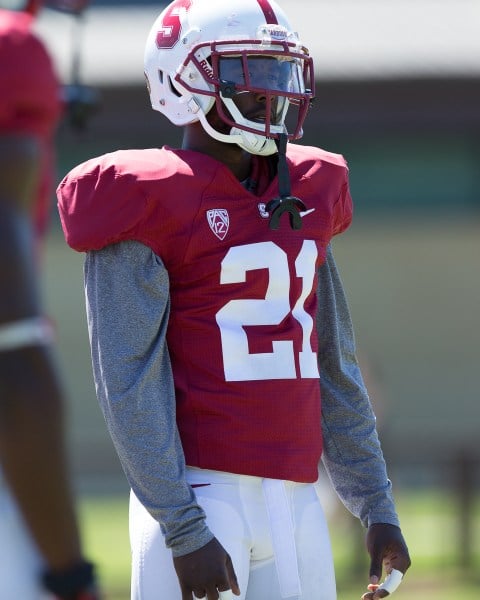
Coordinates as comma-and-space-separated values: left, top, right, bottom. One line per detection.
0, 1, 99, 598
57, 0, 411, 599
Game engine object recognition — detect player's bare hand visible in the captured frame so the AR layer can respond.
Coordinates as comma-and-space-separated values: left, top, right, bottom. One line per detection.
173, 537, 241, 600
361, 523, 411, 599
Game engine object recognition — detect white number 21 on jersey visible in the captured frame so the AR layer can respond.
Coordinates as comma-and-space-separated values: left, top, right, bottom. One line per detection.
216, 240, 319, 381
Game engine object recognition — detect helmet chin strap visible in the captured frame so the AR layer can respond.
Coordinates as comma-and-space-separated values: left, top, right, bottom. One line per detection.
266, 133, 307, 230
197, 111, 276, 156
232, 128, 277, 156
222, 96, 284, 157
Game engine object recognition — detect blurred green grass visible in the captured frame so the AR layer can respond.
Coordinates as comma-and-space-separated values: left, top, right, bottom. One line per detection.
78, 488, 480, 600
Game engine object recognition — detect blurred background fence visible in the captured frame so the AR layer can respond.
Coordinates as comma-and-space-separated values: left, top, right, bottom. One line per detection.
33, 0, 479, 596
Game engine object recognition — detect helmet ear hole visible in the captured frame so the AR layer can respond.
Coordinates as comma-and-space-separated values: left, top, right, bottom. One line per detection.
168, 76, 182, 98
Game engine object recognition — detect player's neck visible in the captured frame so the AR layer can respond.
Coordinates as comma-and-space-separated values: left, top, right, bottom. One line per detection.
182, 125, 252, 182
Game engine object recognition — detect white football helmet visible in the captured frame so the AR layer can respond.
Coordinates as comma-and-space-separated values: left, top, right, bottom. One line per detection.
144, 0, 314, 156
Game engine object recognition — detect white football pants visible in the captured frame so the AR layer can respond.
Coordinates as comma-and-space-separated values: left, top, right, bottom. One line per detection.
0, 479, 50, 600
130, 468, 336, 600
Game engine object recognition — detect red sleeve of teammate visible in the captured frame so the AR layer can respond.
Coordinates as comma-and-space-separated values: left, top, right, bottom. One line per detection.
0, 11, 62, 234
0, 12, 61, 136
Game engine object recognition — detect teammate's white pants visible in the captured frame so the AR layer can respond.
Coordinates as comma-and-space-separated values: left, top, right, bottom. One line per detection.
130, 468, 336, 600
0, 478, 50, 600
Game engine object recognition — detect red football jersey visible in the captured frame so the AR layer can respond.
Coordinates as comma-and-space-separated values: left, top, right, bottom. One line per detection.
0, 9, 62, 236
58, 144, 353, 482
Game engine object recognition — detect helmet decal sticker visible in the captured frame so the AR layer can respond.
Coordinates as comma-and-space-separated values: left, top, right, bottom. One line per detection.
156, 0, 193, 50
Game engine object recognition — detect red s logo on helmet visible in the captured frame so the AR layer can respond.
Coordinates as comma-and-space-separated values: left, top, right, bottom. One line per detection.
156, 0, 192, 49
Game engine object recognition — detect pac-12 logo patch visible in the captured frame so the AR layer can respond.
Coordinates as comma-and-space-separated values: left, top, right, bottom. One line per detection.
207, 209, 229, 240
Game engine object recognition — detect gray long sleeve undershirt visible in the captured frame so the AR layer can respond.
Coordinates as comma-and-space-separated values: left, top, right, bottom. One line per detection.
84, 241, 399, 557
317, 247, 399, 528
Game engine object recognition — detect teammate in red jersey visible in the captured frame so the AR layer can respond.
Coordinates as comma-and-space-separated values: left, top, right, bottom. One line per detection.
0, 1, 100, 598
57, 0, 410, 599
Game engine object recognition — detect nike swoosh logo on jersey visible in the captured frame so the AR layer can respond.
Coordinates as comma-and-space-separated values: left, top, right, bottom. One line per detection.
299, 208, 316, 218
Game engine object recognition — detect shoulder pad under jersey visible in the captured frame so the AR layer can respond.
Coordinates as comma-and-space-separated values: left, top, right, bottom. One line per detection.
57, 147, 205, 252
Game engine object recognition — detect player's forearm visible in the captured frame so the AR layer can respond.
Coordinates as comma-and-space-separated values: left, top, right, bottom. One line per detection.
320, 382, 399, 528
102, 388, 214, 556
0, 345, 84, 570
